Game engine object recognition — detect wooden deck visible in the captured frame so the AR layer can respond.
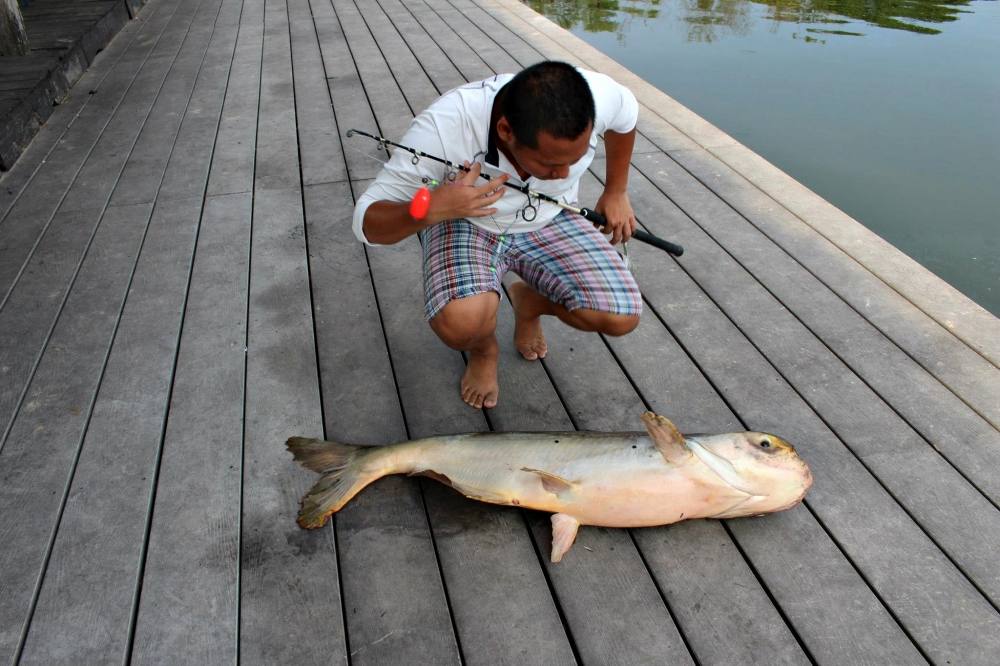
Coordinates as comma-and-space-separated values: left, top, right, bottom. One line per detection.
0, 0, 998, 662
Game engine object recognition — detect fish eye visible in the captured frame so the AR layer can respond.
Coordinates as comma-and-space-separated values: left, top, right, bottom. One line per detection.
759, 439, 771, 449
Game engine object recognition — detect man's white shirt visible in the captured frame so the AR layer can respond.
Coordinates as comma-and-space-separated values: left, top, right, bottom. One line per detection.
352, 69, 639, 245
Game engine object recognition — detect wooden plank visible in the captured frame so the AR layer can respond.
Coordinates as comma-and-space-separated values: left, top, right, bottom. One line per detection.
128, 1, 247, 659
384, 0, 494, 83
56, 0, 217, 213
239, 187, 345, 661
308, 0, 382, 181
423, 0, 529, 74
350, 0, 445, 114
601, 156, 1000, 606
664, 147, 1000, 429
251, 0, 297, 193
0, 0, 182, 299
237, 0, 344, 660
205, 0, 264, 195
156, 0, 244, 201
331, 0, 412, 140
373, 0, 474, 89
0, 206, 104, 442
576, 169, 1000, 662
0, 202, 152, 664
287, 0, 348, 186
129, 193, 247, 663
308, 181, 462, 665
16, 193, 204, 665
109, 0, 244, 207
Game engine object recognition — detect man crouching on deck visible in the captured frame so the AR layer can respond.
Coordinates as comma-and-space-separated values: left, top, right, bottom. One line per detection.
353, 61, 642, 409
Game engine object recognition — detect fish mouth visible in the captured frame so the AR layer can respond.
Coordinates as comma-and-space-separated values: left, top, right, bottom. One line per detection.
685, 437, 758, 495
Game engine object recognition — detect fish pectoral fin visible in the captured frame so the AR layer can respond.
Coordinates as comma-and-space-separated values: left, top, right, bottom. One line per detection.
550, 513, 581, 563
521, 467, 574, 495
710, 495, 762, 519
641, 411, 692, 465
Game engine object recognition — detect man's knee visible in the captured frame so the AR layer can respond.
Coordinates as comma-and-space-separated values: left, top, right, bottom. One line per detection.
576, 310, 639, 336
429, 293, 499, 349
603, 312, 640, 336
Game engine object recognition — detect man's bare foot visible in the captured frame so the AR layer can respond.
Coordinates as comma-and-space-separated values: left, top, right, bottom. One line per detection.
461, 346, 500, 409
509, 281, 548, 361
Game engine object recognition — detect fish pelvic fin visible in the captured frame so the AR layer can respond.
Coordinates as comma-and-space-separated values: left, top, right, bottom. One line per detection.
641, 411, 693, 465
286, 437, 385, 529
550, 513, 581, 563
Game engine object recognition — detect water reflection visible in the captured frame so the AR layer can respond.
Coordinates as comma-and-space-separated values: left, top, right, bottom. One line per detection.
524, 0, 661, 37
524, 0, 977, 39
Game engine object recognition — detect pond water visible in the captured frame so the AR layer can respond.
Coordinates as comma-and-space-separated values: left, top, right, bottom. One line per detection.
525, 0, 1000, 316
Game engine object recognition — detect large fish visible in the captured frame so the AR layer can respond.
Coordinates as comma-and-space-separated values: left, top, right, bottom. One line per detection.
287, 412, 813, 562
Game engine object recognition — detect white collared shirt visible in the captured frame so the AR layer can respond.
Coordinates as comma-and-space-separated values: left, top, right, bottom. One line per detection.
352, 69, 639, 245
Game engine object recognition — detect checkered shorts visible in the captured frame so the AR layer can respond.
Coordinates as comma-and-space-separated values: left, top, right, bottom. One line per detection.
418, 210, 643, 320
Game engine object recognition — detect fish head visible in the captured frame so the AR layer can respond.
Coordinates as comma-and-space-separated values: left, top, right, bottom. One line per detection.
685, 431, 813, 517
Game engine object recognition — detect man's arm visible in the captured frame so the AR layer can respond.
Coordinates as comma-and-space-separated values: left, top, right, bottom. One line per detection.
360, 163, 509, 245
362, 200, 430, 245
595, 127, 637, 245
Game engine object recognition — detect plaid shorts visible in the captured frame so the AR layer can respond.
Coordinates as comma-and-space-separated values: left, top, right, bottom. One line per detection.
418, 210, 643, 320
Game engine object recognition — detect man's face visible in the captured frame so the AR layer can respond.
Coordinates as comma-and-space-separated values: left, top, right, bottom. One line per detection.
499, 118, 592, 181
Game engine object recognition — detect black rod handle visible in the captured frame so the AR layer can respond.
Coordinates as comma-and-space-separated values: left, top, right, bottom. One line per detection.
578, 208, 684, 257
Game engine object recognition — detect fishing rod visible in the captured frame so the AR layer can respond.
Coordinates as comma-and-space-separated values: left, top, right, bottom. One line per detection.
346, 128, 684, 257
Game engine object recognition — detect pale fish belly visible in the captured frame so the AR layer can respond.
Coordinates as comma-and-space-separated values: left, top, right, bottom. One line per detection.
395, 433, 751, 527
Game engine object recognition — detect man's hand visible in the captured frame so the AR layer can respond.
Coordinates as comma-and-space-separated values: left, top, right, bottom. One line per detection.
425, 162, 509, 224
594, 189, 636, 245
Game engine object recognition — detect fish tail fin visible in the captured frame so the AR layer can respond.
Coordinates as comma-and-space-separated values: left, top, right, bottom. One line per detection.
286, 436, 388, 529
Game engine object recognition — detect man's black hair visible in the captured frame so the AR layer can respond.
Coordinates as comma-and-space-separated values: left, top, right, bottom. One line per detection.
501, 61, 595, 148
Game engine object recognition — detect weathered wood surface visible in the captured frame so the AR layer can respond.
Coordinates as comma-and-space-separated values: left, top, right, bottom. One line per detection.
0, 0, 997, 663
0, 0, 137, 169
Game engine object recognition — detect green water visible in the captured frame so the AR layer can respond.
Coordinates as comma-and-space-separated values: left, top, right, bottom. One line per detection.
526, 0, 1000, 316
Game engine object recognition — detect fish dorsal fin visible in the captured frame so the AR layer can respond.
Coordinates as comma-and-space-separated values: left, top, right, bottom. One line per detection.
522, 467, 574, 495
550, 513, 581, 562
641, 411, 693, 465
